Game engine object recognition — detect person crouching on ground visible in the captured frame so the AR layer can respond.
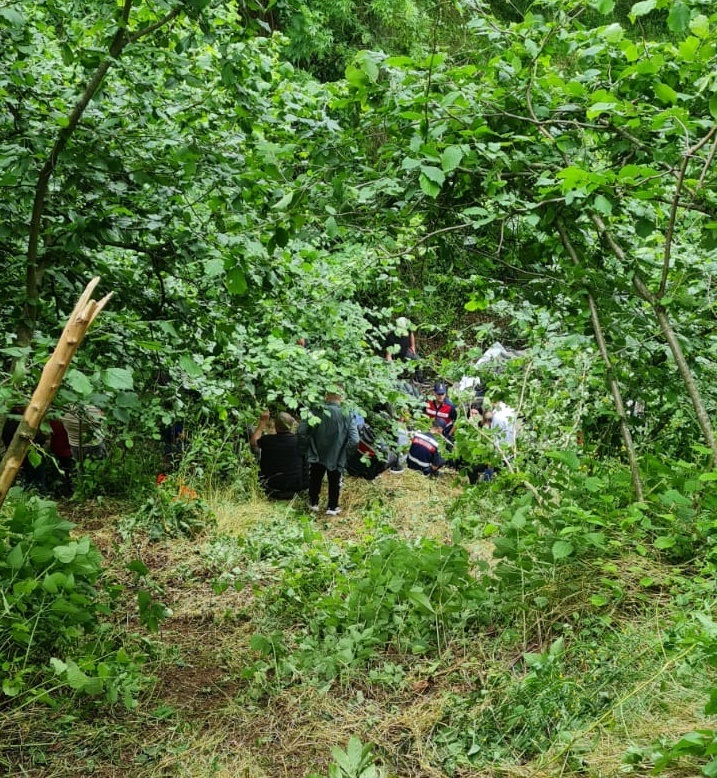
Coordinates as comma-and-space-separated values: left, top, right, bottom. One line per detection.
407, 420, 446, 477
249, 410, 308, 499
298, 390, 359, 516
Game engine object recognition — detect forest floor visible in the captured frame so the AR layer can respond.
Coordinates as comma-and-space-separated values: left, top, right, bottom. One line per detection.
3, 469, 712, 778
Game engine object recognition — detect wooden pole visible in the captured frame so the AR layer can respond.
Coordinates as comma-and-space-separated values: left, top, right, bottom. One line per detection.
0, 278, 112, 508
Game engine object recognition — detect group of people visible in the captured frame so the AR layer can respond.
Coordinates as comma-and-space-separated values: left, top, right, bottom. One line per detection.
249, 390, 359, 515
248, 373, 517, 514
1, 404, 106, 496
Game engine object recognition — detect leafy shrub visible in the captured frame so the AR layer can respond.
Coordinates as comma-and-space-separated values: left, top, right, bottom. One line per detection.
246, 531, 490, 686
0, 493, 149, 707
308, 736, 385, 778
72, 444, 160, 502
121, 479, 214, 540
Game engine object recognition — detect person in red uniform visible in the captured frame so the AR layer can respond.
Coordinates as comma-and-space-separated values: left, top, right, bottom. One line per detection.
425, 382, 458, 438
407, 420, 446, 476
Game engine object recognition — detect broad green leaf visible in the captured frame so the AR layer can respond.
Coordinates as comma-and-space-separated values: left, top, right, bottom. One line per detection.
465, 297, 488, 311
345, 63, 368, 88
272, 191, 294, 210
225, 266, 247, 295
43, 572, 69, 593
654, 83, 678, 105
65, 369, 93, 396
249, 634, 272, 654
7, 543, 24, 570
702, 758, 717, 778
419, 174, 441, 198
402, 157, 422, 170
654, 536, 675, 549
65, 660, 90, 690
629, 0, 656, 20
667, 2, 690, 33
591, 0, 615, 13
178, 354, 203, 378
384, 56, 414, 67
54, 542, 78, 563
704, 688, 717, 715
0, 7, 24, 25
2, 677, 23, 696
441, 145, 463, 172
546, 449, 580, 470
710, 96, 717, 122
678, 36, 701, 62
552, 540, 574, 560
593, 194, 612, 215
408, 586, 436, 614
420, 165, 445, 186
102, 367, 133, 391
590, 594, 609, 606
690, 14, 710, 39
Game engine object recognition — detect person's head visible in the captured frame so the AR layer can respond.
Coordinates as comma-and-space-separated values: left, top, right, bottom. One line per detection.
434, 382, 447, 400
482, 409, 493, 427
431, 418, 447, 435
275, 412, 296, 434
326, 382, 345, 403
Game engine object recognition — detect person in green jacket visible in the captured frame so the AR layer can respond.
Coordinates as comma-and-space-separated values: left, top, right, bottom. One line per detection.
298, 390, 359, 516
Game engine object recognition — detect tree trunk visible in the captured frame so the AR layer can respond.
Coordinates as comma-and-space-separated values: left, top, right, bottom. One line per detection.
592, 214, 717, 466
557, 220, 644, 500
19, 1, 181, 346
0, 279, 112, 508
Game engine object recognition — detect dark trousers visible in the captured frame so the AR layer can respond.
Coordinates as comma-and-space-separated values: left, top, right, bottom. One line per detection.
309, 463, 341, 510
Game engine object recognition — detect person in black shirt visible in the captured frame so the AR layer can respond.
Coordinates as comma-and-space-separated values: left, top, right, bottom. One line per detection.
249, 411, 309, 499
384, 316, 417, 362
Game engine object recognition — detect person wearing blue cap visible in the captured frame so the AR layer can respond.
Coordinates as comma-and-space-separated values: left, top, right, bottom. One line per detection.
425, 382, 457, 438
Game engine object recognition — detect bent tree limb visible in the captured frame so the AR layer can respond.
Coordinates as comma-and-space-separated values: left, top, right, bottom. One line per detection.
20, 0, 182, 347
0, 278, 112, 509
592, 214, 717, 467
557, 220, 644, 501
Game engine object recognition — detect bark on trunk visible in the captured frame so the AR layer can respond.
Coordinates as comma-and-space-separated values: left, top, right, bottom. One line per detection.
0, 279, 112, 508
557, 220, 644, 500
592, 214, 717, 466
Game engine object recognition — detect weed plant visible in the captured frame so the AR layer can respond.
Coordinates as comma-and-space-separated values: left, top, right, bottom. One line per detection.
0, 492, 153, 714
120, 478, 215, 540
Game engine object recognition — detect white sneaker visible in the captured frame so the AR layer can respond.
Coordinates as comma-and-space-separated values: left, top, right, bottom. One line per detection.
325, 508, 342, 516
308, 504, 319, 512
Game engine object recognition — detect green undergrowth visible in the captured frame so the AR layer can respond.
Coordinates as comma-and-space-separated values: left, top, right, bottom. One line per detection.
3, 452, 717, 776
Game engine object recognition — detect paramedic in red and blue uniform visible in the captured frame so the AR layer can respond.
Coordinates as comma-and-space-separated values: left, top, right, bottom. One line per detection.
407, 420, 446, 476
425, 382, 458, 438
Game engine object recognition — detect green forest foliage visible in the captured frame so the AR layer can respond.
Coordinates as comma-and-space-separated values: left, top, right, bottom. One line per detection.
2, 3, 717, 774
2, 0, 714, 475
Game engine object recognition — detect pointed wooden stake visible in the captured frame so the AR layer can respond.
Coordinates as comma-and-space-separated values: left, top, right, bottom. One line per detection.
0, 278, 112, 508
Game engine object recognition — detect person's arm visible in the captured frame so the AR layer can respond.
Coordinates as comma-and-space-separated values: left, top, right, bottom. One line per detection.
347, 414, 360, 449
408, 331, 417, 355
249, 411, 270, 450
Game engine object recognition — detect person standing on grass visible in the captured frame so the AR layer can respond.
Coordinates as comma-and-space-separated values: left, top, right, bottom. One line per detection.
298, 389, 359, 516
